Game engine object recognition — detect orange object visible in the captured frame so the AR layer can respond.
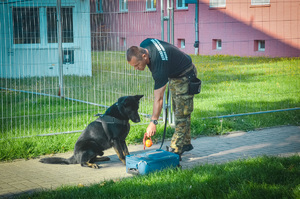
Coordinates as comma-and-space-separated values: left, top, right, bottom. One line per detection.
143, 132, 153, 150
145, 139, 153, 147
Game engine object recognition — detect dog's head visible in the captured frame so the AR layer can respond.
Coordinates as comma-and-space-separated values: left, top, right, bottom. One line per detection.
117, 95, 143, 123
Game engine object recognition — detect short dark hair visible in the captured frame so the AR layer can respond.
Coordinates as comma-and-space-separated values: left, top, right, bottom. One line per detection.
126, 46, 147, 62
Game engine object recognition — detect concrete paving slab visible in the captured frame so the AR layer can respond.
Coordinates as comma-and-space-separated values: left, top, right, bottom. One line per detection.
0, 125, 299, 198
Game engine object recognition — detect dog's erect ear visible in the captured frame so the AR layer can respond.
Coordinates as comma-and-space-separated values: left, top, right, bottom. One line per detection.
134, 95, 144, 101
118, 95, 143, 107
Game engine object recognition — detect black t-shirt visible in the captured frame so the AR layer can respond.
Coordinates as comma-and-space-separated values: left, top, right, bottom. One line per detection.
140, 38, 192, 90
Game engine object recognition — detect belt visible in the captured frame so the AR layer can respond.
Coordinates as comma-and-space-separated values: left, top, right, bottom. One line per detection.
177, 64, 195, 78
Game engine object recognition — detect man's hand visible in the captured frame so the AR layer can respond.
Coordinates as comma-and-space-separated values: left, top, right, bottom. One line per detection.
146, 122, 157, 137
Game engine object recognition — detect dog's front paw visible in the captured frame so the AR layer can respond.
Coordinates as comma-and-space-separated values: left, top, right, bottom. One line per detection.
83, 162, 100, 169
121, 159, 126, 165
91, 164, 99, 169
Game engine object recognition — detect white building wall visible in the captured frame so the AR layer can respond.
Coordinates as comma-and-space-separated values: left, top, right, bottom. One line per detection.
0, 0, 92, 78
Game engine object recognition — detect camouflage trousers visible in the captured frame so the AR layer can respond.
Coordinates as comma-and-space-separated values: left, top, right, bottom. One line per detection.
169, 64, 197, 154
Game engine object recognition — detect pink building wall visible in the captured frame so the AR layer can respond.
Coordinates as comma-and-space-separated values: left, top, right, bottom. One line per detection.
91, 0, 300, 57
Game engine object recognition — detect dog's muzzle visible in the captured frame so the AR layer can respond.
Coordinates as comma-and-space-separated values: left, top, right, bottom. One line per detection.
132, 118, 140, 123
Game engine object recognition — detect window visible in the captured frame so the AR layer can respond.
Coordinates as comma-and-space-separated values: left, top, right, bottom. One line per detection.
63, 49, 74, 64
258, 40, 265, 51
251, 0, 270, 6
210, 0, 226, 8
177, 0, 188, 9
12, 7, 40, 44
181, 39, 185, 48
178, 39, 185, 49
213, 39, 222, 50
47, 7, 74, 43
120, 0, 128, 12
120, 37, 126, 47
254, 40, 265, 52
96, 0, 103, 13
217, 40, 222, 49
146, 0, 156, 11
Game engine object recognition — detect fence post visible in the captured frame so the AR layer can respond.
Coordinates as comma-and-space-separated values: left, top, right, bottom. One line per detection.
57, 0, 64, 97
161, 0, 175, 126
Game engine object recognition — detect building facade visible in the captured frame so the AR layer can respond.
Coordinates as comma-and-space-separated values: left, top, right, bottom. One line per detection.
0, 0, 92, 78
91, 0, 300, 57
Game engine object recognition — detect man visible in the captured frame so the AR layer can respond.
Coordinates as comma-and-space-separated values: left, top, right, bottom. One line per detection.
126, 38, 197, 156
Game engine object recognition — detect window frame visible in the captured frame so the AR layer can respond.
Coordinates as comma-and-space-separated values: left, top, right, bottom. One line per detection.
258, 40, 265, 52
251, 0, 270, 6
120, 37, 126, 48
254, 40, 265, 52
12, 7, 41, 45
209, 0, 226, 8
177, 38, 186, 49
216, 40, 222, 50
46, 7, 74, 44
181, 39, 185, 49
146, 0, 156, 11
176, 0, 188, 10
212, 39, 222, 50
11, 6, 75, 48
119, 0, 128, 12
96, 0, 103, 13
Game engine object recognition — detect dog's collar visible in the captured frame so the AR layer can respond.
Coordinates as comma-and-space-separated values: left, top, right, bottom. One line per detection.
95, 114, 128, 126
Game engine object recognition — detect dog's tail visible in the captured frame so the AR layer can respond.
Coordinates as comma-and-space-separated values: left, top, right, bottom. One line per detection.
39, 155, 77, 165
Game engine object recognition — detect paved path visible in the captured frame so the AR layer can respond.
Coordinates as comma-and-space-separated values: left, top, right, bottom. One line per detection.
0, 126, 299, 198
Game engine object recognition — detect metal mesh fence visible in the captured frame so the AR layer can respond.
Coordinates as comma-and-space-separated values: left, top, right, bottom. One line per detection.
0, 0, 299, 139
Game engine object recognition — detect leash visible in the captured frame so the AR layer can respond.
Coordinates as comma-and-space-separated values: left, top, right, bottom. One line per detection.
159, 84, 170, 149
143, 84, 170, 150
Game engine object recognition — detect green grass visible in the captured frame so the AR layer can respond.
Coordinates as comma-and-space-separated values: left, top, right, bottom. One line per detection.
0, 54, 299, 161
16, 155, 300, 199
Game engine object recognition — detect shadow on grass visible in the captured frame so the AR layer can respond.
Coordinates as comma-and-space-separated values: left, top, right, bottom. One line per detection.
16, 155, 300, 199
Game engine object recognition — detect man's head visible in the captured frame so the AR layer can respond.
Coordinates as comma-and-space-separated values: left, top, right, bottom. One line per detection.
126, 46, 149, 71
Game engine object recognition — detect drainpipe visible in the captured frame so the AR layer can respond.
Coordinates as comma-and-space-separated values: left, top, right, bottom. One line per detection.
194, 1, 199, 55
161, 0, 164, 40
57, 0, 64, 97
171, 0, 174, 45
167, 0, 170, 43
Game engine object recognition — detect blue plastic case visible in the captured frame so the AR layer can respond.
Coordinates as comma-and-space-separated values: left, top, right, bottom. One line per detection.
126, 149, 180, 175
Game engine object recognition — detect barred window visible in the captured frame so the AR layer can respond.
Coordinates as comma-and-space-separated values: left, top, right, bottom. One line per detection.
12, 7, 40, 44
47, 7, 73, 43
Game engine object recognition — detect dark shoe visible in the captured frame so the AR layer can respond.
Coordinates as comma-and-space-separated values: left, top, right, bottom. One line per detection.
166, 145, 175, 153
166, 146, 182, 161
182, 144, 194, 152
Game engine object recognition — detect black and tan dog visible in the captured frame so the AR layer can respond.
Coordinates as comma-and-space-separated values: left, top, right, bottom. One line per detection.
40, 95, 143, 168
